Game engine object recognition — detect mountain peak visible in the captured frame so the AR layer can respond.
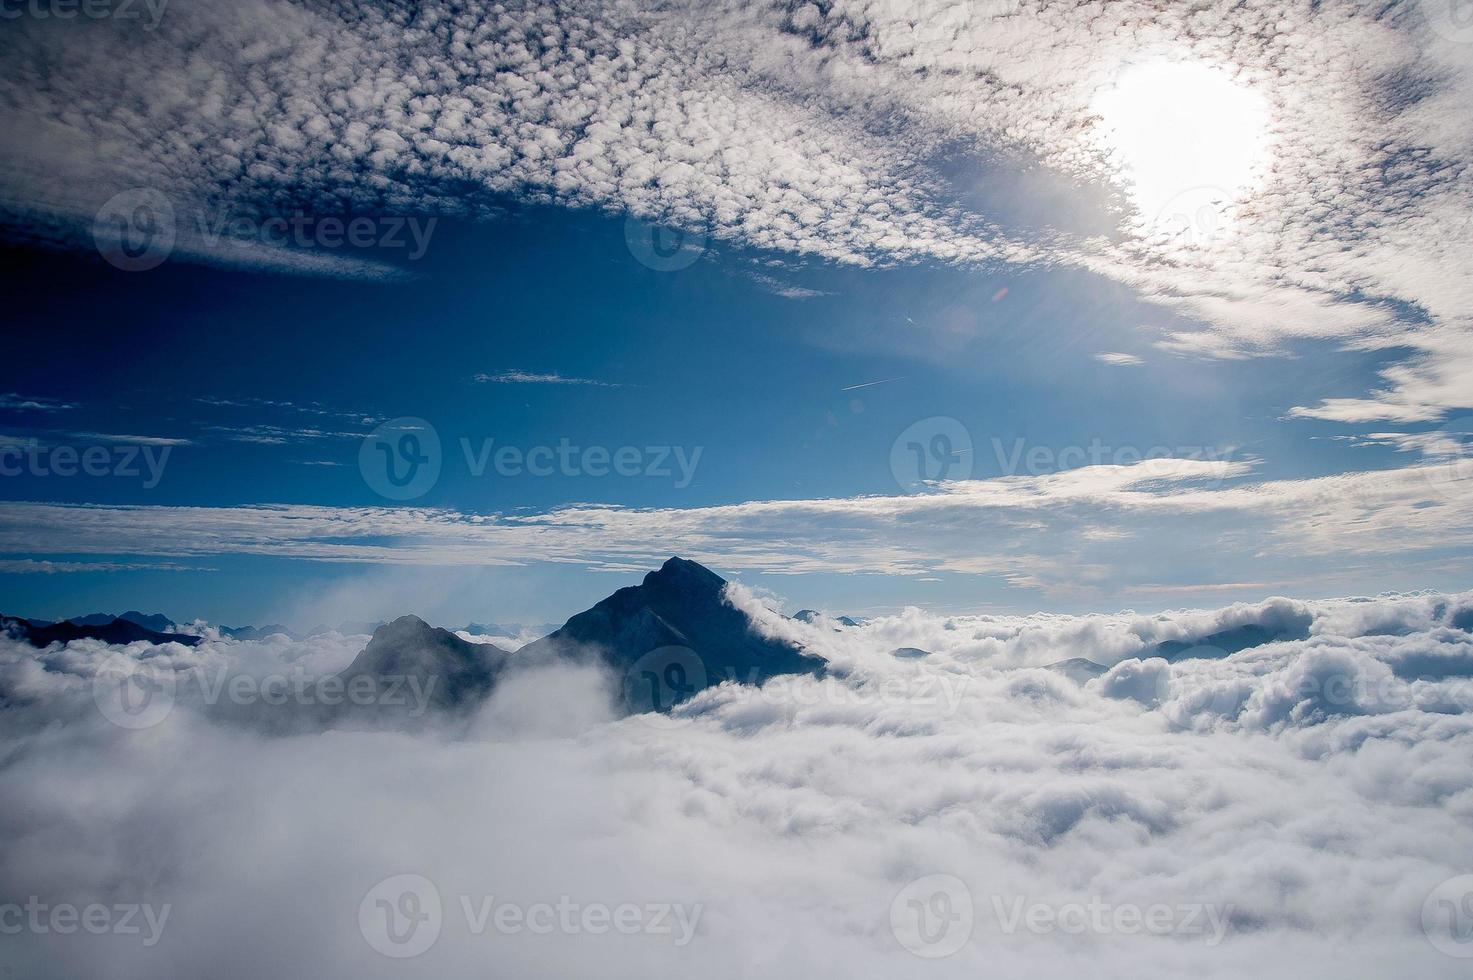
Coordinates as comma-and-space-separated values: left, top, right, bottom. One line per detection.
336, 614, 507, 711
376, 613, 434, 635
643, 556, 726, 596
518, 556, 824, 712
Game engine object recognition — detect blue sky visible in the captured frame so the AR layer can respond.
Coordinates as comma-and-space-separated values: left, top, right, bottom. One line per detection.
1, 0, 1471, 627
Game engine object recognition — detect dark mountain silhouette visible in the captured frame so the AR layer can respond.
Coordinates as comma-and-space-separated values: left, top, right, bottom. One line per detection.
458, 622, 518, 638
518, 557, 825, 710
7, 615, 200, 649
793, 609, 860, 627
118, 611, 176, 632
1046, 658, 1109, 683
62, 611, 175, 631
891, 647, 930, 659
1148, 621, 1310, 662
335, 615, 510, 710
2, 614, 51, 631
69, 613, 120, 627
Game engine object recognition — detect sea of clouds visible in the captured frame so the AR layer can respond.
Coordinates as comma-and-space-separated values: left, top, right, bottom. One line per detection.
3, 588, 1473, 977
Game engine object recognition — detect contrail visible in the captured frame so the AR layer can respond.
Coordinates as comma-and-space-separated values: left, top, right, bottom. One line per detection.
841, 377, 906, 391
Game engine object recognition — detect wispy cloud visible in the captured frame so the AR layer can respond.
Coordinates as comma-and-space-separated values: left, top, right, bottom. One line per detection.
473, 371, 626, 388
0, 393, 74, 412
1094, 352, 1143, 367
747, 272, 830, 300
65, 432, 192, 447
203, 425, 364, 445
0, 559, 204, 574
2, 457, 1468, 600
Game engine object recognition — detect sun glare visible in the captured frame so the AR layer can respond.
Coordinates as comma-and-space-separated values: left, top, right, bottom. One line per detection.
1092, 61, 1272, 247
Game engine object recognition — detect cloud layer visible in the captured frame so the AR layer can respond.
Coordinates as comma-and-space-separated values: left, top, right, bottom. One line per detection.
3, 587, 1473, 976
3, 456, 1471, 601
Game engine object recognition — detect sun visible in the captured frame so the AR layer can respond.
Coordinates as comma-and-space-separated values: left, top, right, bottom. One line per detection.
1092, 61, 1272, 248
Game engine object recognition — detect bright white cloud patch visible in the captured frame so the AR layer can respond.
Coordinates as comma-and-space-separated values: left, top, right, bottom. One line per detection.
2, 590, 1473, 976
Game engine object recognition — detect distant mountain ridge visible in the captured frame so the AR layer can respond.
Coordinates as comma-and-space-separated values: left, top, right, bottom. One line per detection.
793, 609, 861, 627
1147, 620, 1311, 661
5, 558, 829, 717
2, 613, 200, 649
68, 611, 176, 632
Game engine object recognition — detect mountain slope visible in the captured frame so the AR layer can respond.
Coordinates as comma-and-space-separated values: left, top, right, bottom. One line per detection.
335, 615, 510, 710
518, 556, 825, 709
8, 616, 201, 649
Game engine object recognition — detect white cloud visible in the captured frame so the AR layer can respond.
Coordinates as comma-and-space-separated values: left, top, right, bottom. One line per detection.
63, 432, 193, 447
0, 393, 74, 412
0, 458, 1469, 601
3, 589, 1473, 976
1094, 352, 1143, 366
5, 0, 1472, 419
472, 371, 625, 388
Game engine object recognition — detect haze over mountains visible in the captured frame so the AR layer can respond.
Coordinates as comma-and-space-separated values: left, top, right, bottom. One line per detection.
0, 557, 1341, 721
325, 557, 825, 716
